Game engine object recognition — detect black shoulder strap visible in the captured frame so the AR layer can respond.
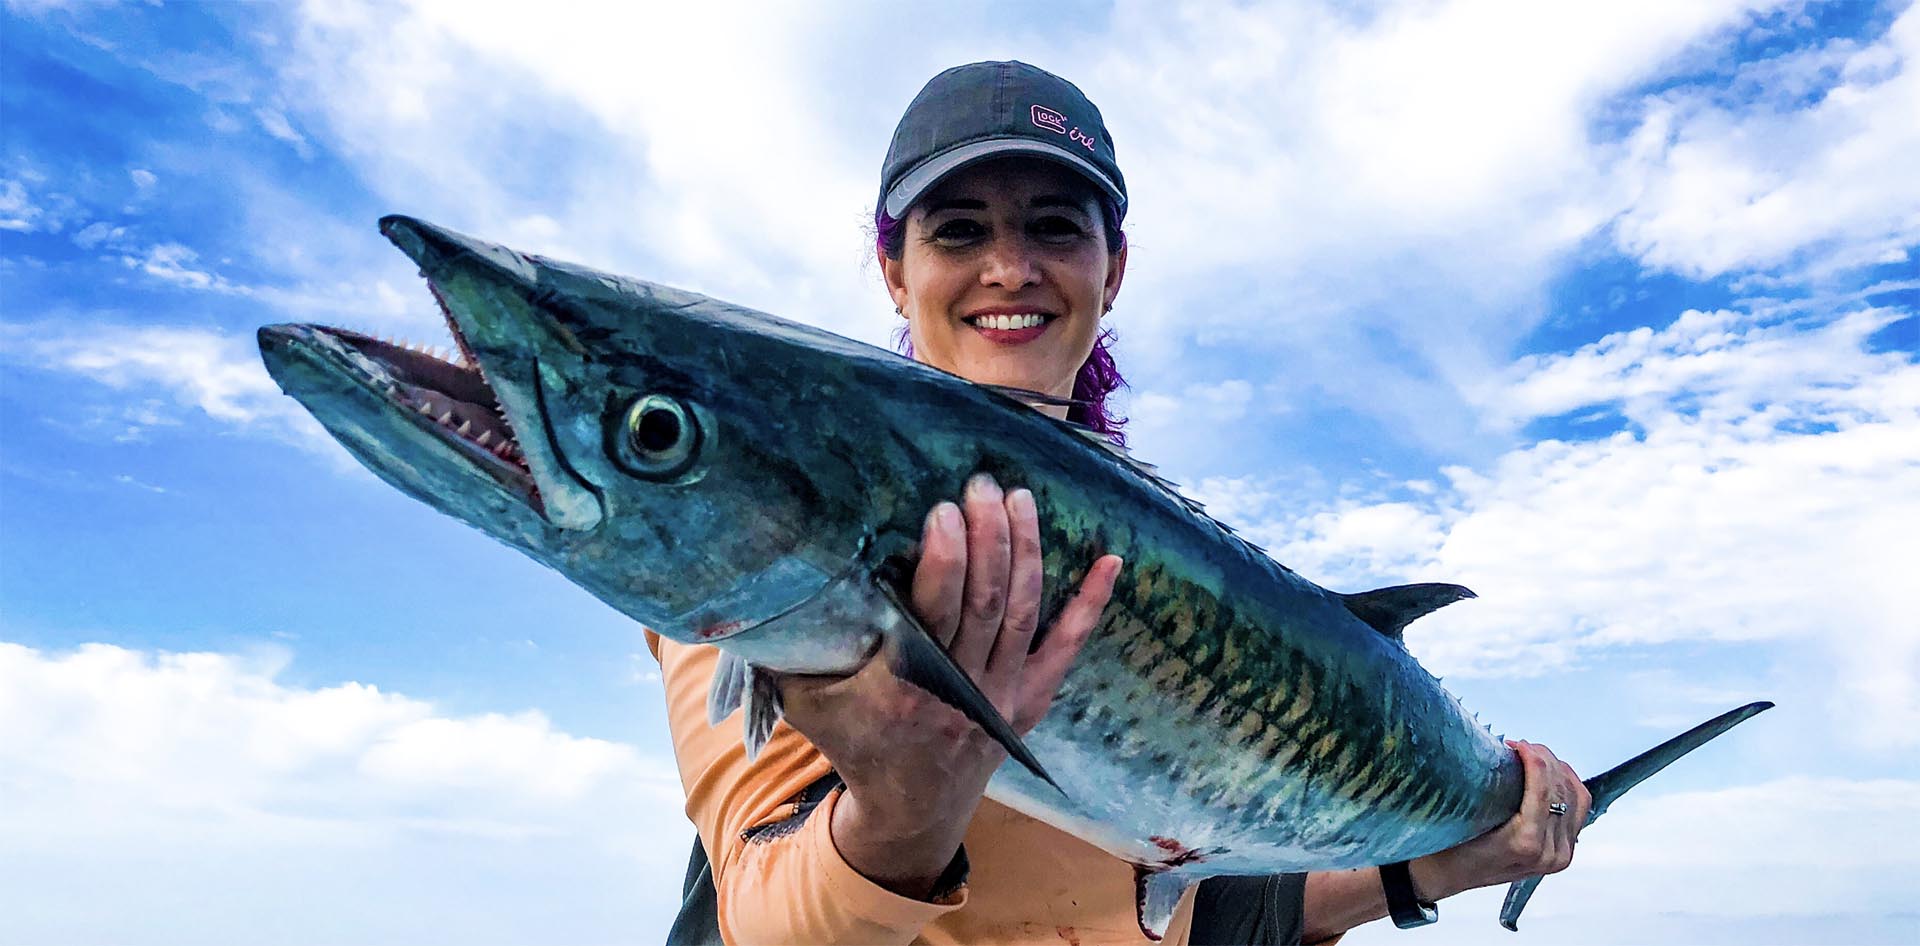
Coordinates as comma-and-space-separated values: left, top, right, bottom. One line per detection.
664, 772, 844, 946
1188, 873, 1309, 945
664, 835, 723, 946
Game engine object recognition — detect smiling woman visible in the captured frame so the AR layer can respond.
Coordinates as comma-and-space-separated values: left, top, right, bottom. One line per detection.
880, 158, 1125, 416
650, 61, 1595, 946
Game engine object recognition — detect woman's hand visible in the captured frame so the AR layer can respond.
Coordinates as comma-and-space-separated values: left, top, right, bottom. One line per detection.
1411, 739, 1594, 899
1303, 741, 1591, 941
775, 473, 1123, 899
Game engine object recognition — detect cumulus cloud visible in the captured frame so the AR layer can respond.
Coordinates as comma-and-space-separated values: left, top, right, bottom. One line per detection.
1614, 2, 1920, 279
0, 321, 345, 458
279, 0, 885, 337
0, 640, 689, 944
1193, 297, 1920, 743
1345, 775, 1920, 945
120, 241, 250, 293
254, 105, 313, 158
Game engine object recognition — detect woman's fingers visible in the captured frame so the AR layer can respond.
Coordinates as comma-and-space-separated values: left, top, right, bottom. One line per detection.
1507, 740, 1557, 870
1015, 554, 1121, 728
949, 474, 1012, 672
1508, 740, 1584, 875
910, 502, 967, 646
985, 488, 1045, 686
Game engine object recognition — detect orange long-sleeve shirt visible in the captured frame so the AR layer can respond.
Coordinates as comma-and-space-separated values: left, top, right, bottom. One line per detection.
649, 631, 1336, 945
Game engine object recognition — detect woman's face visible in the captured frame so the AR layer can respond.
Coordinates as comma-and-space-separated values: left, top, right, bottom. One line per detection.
882, 158, 1126, 400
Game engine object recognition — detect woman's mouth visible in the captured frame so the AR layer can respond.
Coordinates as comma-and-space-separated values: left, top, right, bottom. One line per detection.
964, 311, 1057, 345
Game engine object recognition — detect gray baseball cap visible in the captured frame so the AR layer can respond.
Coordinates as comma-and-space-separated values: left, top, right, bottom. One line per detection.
879, 61, 1126, 222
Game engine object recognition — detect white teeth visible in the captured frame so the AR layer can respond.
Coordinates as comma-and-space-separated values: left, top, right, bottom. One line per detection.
438, 410, 454, 425
417, 400, 435, 415
457, 419, 472, 435
975, 313, 1047, 330
477, 431, 492, 446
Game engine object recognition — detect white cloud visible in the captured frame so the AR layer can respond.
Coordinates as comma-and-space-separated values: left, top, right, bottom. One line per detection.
1614, 3, 1920, 278
0, 321, 349, 461
253, 105, 313, 158
225, 0, 1915, 460
129, 167, 157, 190
9, 322, 283, 423
119, 241, 249, 293
280, 0, 885, 337
71, 220, 130, 249
1345, 775, 1920, 945
1193, 298, 1920, 744
0, 640, 689, 944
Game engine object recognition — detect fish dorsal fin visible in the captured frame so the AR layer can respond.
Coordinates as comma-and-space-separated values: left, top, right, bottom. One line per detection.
1340, 583, 1477, 640
1133, 868, 1198, 942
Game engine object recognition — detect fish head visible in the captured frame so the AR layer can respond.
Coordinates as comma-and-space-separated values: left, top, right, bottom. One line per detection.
261, 216, 890, 644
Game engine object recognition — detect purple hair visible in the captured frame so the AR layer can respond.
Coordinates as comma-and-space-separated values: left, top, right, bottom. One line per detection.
876, 201, 1129, 446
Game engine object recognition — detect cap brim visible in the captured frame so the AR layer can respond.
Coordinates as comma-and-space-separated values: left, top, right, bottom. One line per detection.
882, 138, 1126, 220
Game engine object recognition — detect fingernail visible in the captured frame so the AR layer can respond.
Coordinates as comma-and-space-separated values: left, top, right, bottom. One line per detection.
936, 502, 962, 536
1009, 488, 1035, 516
966, 472, 1001, 500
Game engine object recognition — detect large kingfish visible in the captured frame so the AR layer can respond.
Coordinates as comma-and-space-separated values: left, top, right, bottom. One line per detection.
258, 217, 1769, 938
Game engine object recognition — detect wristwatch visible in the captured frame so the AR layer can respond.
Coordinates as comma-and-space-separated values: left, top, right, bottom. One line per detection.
1380, 860, 1438, 928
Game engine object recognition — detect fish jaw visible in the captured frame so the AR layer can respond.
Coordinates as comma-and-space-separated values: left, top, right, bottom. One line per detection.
256, 322, 554, 553
378, 214, 604, 531
358, 216, 878, 644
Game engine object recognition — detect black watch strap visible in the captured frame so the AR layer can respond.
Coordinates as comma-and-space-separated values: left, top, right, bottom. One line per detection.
1380, 860, 1438, 929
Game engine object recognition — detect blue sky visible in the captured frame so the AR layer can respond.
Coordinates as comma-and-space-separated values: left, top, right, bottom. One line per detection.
2, 1, 1916, 944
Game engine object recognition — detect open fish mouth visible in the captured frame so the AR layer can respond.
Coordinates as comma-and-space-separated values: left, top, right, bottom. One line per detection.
257, 277, 544, 517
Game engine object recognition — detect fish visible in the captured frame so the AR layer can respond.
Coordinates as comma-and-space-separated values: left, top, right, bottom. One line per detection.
257, 216, 1771, 938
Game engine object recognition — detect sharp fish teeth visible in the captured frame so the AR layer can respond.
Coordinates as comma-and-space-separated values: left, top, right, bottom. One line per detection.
417, 400, 435, 415
476, 431, 492, 446
457, 419, 472, 435
438, 410, 454, 425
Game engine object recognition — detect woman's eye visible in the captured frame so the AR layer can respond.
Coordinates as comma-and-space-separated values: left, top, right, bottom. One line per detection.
1031, 216, 1088, 242
930, 219, 986, 243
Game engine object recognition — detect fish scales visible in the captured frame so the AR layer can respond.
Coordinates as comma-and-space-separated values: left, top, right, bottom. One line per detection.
993, 474, 1503, 872
258, 217, 1773, 938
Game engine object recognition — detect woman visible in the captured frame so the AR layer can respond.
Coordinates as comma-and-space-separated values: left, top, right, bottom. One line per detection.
653, 61, 1591, 945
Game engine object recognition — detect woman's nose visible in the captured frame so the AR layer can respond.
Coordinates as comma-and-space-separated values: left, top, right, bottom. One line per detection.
979, 234, 1041, 289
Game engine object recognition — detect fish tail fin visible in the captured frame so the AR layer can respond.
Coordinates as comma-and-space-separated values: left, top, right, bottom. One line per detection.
1498, 700, 1774, 931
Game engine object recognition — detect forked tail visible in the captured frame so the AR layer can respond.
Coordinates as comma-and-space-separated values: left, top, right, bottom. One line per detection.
1499, 700, 1774, 930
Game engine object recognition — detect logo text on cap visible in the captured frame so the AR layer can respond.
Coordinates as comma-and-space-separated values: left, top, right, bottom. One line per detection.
1030, 105, 1068, 134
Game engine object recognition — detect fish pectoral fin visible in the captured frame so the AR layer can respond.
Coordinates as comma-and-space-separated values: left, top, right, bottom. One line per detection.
872, 581, 1063, 794
1133, 868, 1196, 942
1340, 582, 1477, 640
742, 663, 784, 760
707, 650, 750, 726
1495, 700, 1774, 930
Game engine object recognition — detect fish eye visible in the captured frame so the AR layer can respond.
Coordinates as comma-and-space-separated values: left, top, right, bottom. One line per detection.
616, 393, 701, 479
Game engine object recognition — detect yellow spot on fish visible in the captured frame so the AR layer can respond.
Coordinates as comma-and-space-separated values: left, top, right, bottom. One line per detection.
1311, 732, 1338, 762
1255, 724, 1284, 757
1230, 712, 1262, 746
1281, 677, 1315, 725
1147, 656, 1190, 691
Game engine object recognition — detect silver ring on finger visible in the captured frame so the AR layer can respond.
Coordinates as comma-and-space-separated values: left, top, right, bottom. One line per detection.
1548, 801, 1570, 816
